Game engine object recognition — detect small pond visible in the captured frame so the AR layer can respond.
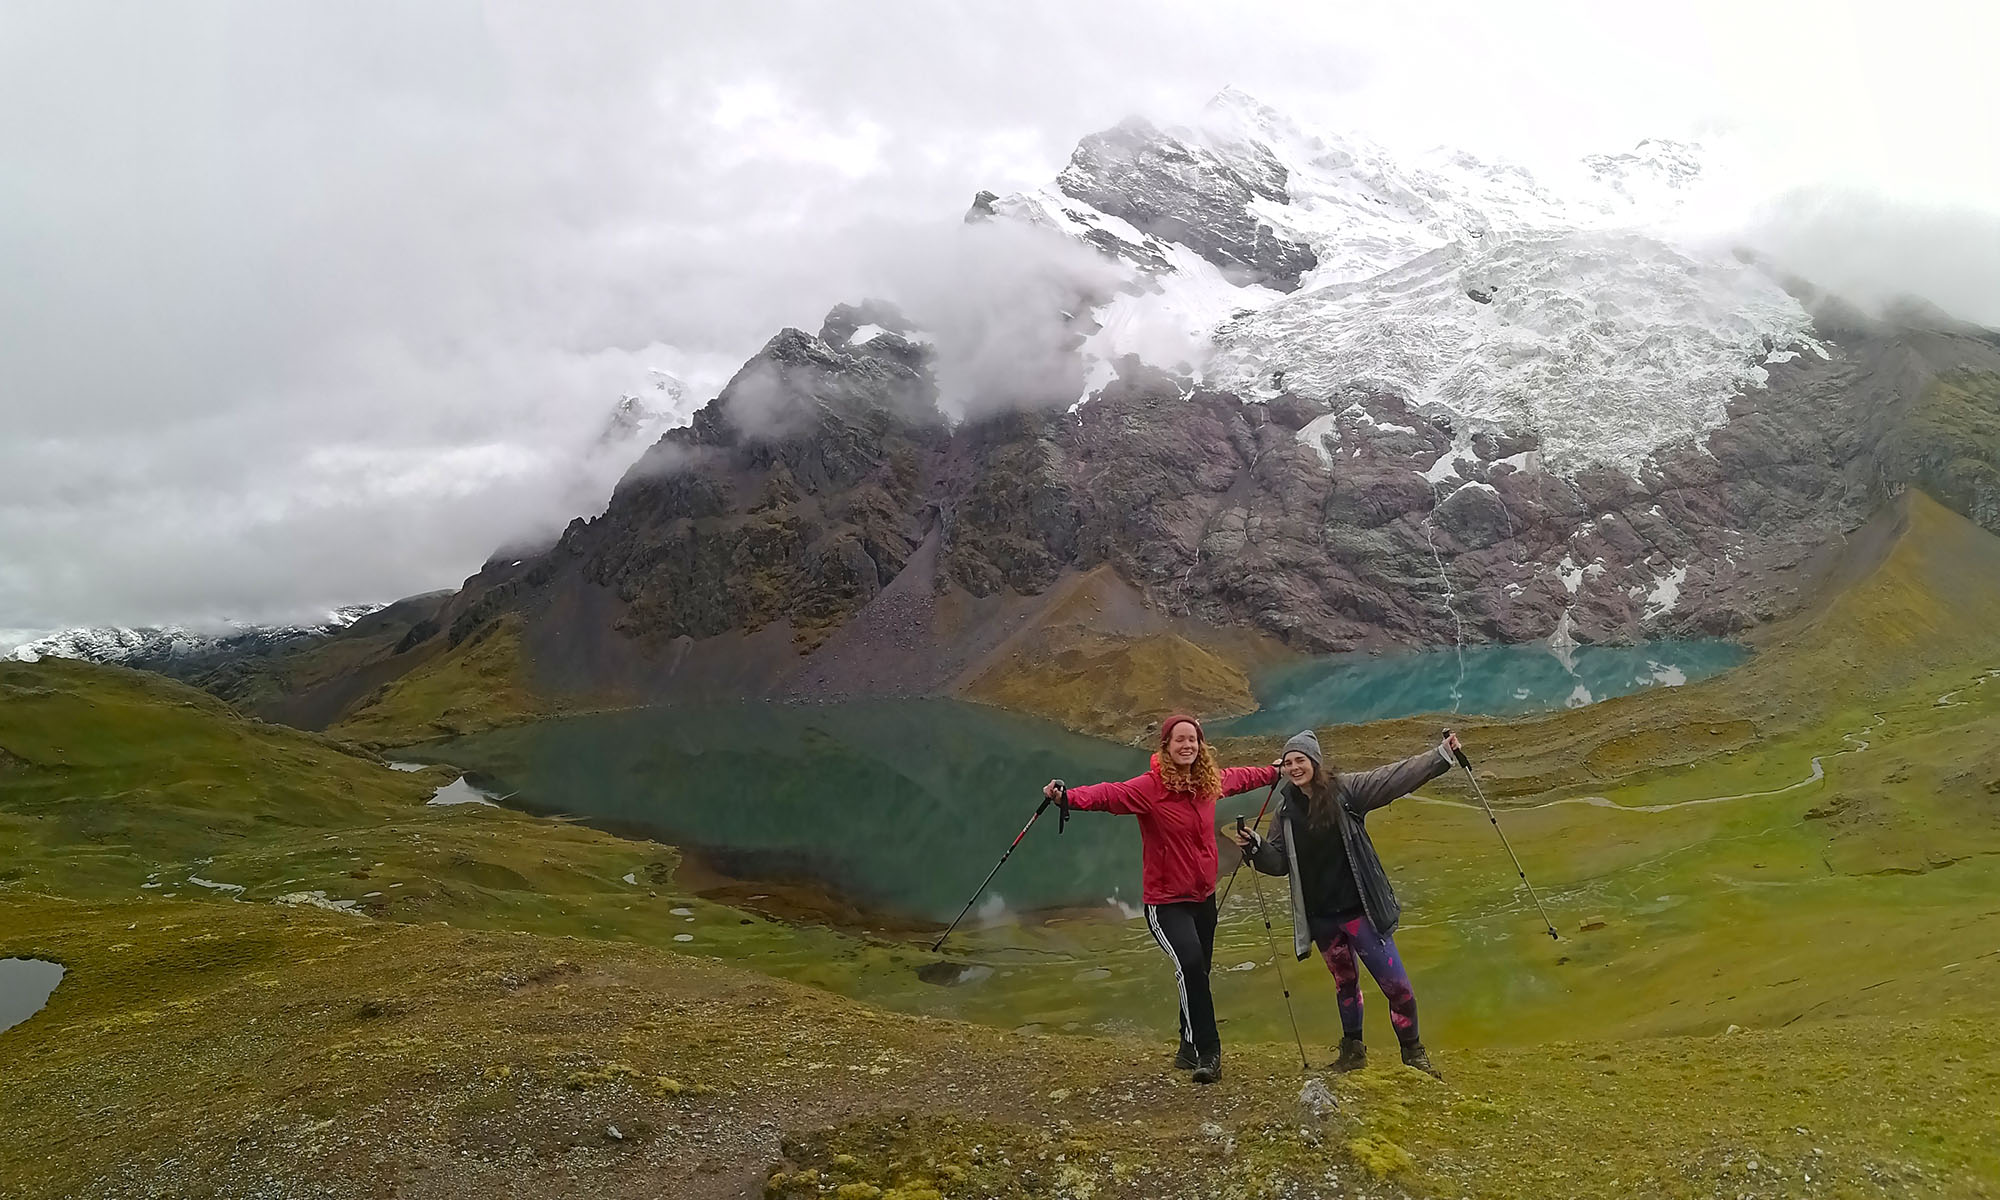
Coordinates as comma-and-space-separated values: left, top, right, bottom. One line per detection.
0, 958, 64, 1034
1211, 640, 1749, 736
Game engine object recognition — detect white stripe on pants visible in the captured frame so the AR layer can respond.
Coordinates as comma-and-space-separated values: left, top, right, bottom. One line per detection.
1145, 903, 1193, 1046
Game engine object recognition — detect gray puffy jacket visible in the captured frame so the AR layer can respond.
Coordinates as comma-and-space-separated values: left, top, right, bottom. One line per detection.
1244, 746, 1452, 959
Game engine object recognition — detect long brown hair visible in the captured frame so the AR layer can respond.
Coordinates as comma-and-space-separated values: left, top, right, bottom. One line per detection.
1294, 756, 1345, 830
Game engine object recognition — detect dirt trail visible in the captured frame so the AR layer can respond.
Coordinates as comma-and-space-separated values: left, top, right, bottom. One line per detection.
1415, 704, 1909, 818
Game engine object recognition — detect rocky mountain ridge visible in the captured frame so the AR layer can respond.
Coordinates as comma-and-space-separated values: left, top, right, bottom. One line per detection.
240, 287, 2000, 746
7, 606, 381, 670
126, 96, 2000, 740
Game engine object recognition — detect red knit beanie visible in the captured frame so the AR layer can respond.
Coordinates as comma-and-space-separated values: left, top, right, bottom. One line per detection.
1158, 714, 1204, 748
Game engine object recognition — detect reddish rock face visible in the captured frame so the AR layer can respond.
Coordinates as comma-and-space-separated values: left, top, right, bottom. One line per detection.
444, 300, 2000, 690
140, 300, 2000, 722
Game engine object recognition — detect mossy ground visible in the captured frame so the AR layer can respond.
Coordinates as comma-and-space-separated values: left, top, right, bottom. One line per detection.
11, 891, 1993, 1200
966, 629, 1255, 744
329, 615, 545, 746
960, 568, 1264, 743
5, 494, 2000, 1197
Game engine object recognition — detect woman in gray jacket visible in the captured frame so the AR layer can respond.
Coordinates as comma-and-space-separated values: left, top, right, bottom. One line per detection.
1232, 728, 1459, 1078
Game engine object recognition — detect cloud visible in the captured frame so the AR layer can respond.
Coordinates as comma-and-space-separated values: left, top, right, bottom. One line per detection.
2, 1, 1997, 629
873, 220, 1131, 418
1743, 190, 2000, 326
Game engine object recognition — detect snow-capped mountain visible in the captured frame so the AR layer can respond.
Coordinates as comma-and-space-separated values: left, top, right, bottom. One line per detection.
76, 92, 2000, 735
598, 370, 687, 448
8, 607, 381, 666
984, 87, 1820, 472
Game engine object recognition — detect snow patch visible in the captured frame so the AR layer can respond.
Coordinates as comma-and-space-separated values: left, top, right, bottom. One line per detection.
1074, 356, 1118, 408
847, 323, 886, 346
1642, 565, 1688, 622
1420, 449, 1470, 484
1296, 402, 1425, 467
427, 778, 498, 808
186, 876, 245, 896
1548, 608, 1580, 674
1297, 412, 1342, 466
274, 891, 365, 917
1079, 237, 1284, 388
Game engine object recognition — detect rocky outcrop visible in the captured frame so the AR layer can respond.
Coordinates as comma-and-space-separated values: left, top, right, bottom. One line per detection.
1874, 365, 2000, 532
1056, 118, 1317, 290
195, 298, 2000, 738
562, 317, 947, 650
173, 87, 2000, 741
518, 301, 2000, 661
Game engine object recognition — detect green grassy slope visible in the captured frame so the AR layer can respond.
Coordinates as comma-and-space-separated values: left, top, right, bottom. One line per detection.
1227, 491, 2000, 803
5, 493, 2000, 1197
327, 616, 548, 747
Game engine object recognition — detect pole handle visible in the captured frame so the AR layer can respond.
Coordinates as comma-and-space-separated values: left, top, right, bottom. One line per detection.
1442, 727, 1474, 773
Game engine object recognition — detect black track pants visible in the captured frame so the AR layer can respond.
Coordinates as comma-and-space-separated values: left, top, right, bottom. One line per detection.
1145, 895, 1220, 1055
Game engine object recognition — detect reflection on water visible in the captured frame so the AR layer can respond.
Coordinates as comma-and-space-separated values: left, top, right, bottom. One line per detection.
433, 700, 1272, 923
0, 958, 64, 1034
1213, 640, 1749, 736
917, 962, 995, 987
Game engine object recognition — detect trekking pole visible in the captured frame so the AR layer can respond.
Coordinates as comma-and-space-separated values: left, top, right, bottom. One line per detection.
932, 784, 1066, 953
1215, 773, 1281, 912
1236, 816, 1310, 1071
1444, 730, 1559, 941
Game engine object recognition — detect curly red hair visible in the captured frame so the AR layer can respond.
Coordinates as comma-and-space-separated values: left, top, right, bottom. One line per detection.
1155, 714, 1221, 800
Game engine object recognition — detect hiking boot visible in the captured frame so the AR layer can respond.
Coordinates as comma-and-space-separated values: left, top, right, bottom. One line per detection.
1399, 1041, 1442, 1080
1333, 1035, 1368, 1073
1172, 1044, 1199, 1070
1191, 1050, 1223, 1085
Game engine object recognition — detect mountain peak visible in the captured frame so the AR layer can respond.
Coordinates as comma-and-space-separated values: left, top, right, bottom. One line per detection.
980, 98, 1817, 471
1054, 114, 1318, 292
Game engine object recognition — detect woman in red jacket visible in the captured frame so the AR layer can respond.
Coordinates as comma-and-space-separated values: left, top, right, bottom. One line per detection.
1045, 714, 1277, 1084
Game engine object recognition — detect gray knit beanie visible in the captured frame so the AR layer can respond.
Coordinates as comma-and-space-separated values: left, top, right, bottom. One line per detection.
1281, 729, 1322, 766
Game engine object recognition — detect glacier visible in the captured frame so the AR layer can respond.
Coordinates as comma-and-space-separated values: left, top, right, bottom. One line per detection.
6, 606, 381, 666
985, 86, 1820, 475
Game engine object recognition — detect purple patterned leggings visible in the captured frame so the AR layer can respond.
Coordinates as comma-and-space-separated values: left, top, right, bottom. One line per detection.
1317, 913, 1420, 1045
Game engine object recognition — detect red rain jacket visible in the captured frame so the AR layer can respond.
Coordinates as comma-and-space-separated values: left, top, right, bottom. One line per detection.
1066, 757, 1279, 906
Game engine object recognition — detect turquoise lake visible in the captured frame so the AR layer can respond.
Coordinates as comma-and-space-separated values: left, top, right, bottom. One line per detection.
429, 700, 1248, 922
425, 641, 1746, 924
1211, 640, 1750, 737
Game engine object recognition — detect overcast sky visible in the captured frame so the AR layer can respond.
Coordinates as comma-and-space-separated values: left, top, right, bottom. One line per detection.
4, 1, 1998, 636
